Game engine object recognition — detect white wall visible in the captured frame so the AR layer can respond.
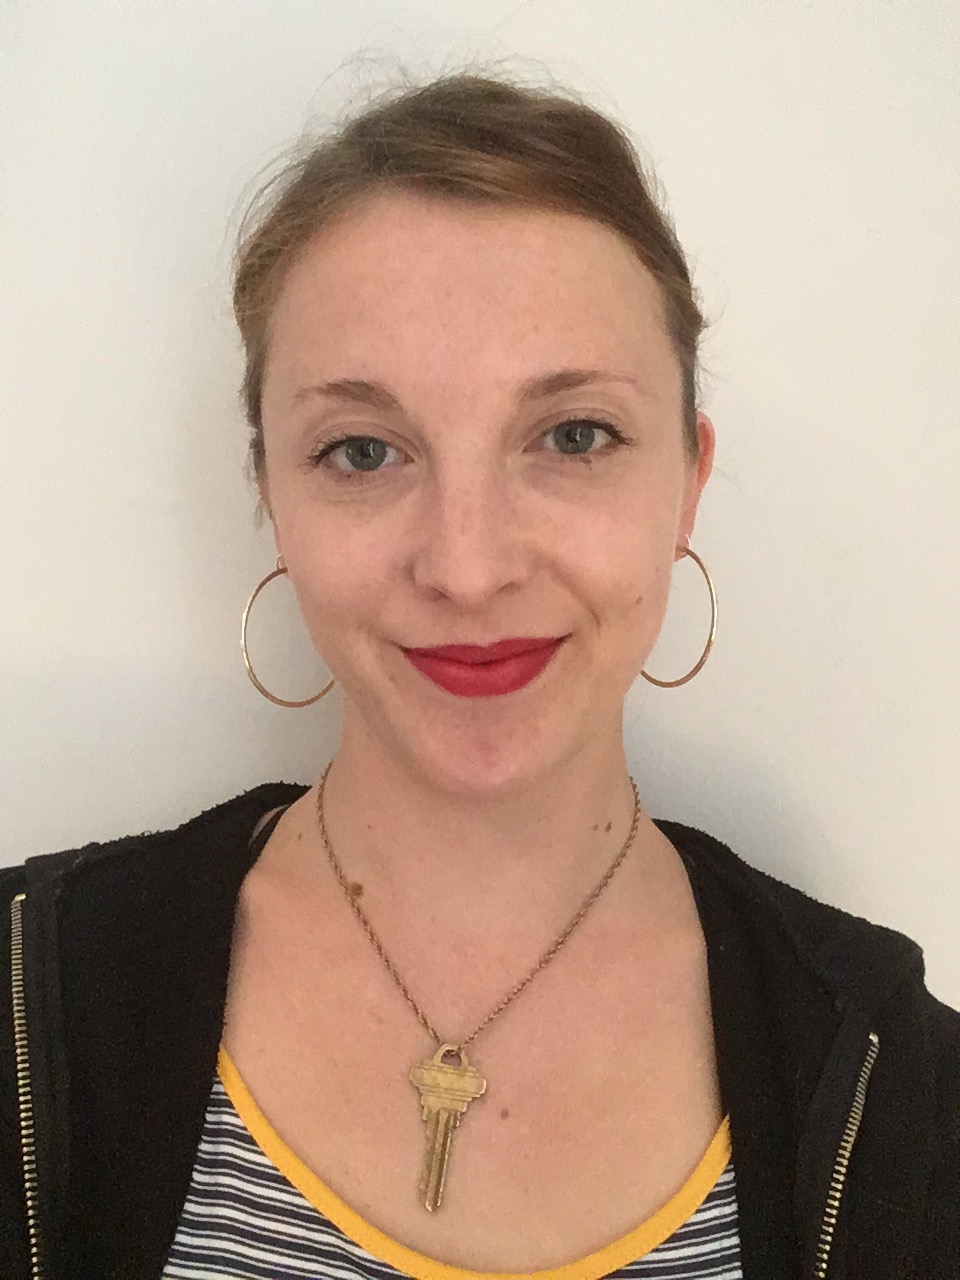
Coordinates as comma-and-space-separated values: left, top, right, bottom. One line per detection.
2, 2, 957, 1005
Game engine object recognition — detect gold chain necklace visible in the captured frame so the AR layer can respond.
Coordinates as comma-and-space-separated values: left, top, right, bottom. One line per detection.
315, 758, 641, 1211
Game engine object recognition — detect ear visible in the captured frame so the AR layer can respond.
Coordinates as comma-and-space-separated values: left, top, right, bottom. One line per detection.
257, 474, 285, 566
255, 466, 275, 529
677, 412, 715, 555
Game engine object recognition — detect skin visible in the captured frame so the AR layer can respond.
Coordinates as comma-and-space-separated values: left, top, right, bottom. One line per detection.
224, 190, 720, 1267
257, 189, 713, 925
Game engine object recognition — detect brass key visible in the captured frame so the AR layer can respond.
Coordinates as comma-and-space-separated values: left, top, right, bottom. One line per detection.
409, 1043, 486, 1211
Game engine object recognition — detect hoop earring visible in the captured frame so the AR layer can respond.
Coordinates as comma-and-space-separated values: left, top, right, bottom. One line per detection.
641, 547, 717, 688
241, 558, 336, 708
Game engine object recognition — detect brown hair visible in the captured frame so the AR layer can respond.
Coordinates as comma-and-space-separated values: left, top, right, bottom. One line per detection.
233, 71, 706, 482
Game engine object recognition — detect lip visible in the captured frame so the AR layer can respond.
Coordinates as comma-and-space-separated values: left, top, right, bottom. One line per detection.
402, 636, 567, 664
402, 636, 568, 697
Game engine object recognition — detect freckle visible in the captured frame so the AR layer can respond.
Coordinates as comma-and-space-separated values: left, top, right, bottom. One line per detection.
297, 832, 303, 841
500, 1108, 510, 1120
349, 881, 364, 898
605, 821, 612, 832
591, 823, 599, 832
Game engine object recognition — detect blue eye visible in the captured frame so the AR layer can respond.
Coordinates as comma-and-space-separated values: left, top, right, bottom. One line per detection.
310, 435, 400, 474
544, 418, 626, 456
309, 418, 628, 478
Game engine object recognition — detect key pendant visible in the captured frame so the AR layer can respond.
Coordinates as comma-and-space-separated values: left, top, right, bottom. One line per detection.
409, 1043, 486, 1211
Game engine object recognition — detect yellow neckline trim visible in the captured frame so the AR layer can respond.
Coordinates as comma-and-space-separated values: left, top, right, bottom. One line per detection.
217, 1047, 730, 1280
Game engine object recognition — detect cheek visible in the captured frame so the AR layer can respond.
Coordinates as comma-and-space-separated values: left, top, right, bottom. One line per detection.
572, 502, 679, 663
285, 550, 371, 639
575, 492, 677, 597
634, 557, 674, 635
620, 559, 675, 651
268, 505, 370, 661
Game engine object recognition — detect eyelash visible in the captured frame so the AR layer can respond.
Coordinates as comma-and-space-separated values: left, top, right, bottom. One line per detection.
307, 418, 631, 479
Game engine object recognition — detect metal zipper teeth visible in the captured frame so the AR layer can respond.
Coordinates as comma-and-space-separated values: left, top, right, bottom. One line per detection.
812, 1030, 880, 1280
11, 892, 44, 1280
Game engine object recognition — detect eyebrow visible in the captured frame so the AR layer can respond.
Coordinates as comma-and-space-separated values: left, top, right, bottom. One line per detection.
290, 368, 649, 410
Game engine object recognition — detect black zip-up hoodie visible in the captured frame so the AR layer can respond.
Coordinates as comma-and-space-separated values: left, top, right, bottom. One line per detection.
1, 783, 957, 1279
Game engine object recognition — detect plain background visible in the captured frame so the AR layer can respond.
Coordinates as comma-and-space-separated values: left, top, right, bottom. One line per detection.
2, 2, 957, 1006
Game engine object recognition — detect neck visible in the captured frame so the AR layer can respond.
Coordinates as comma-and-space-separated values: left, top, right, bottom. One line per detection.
313, 713, 648, 945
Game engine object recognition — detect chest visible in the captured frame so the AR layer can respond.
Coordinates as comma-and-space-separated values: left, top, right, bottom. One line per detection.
220, 881, 723, 1271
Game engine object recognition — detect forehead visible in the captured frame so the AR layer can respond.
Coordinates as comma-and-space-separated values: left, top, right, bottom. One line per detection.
264, 191, 678, 403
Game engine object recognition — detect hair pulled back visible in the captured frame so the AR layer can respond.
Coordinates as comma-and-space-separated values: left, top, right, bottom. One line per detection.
233, 72, 706, 480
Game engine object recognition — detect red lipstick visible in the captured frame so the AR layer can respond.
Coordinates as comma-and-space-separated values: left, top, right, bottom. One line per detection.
402, 636, 568, 697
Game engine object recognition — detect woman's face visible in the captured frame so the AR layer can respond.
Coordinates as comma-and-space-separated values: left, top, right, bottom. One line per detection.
259, 191, 713, 792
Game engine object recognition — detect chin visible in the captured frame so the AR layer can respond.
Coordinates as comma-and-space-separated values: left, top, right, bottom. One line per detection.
399, 702, 589, 800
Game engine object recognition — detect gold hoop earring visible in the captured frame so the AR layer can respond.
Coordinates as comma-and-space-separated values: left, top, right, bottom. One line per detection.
641, 547, 717, 688
241, 558, 336, 708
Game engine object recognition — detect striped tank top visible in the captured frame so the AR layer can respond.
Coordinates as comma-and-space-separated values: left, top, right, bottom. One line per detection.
164, 1049, 743, 1279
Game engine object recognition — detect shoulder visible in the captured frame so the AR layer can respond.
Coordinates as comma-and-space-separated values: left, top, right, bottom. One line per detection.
660, 819, 959, 1216
1, 781, 310, 913
657, 817, 958, 1028
656, 817, 920, 949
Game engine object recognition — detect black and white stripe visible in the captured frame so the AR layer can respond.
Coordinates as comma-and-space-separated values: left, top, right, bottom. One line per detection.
164, 1079, 742, 1278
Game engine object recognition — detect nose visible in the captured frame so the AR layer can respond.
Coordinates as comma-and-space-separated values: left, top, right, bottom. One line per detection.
409, 458, 532, 607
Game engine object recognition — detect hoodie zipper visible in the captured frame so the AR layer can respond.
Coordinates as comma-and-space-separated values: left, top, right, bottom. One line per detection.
811, 1030, 880, 1279
11, 892, 44, 1280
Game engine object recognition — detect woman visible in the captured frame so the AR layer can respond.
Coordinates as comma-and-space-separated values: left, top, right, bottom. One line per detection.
1, 72, 956, 1280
